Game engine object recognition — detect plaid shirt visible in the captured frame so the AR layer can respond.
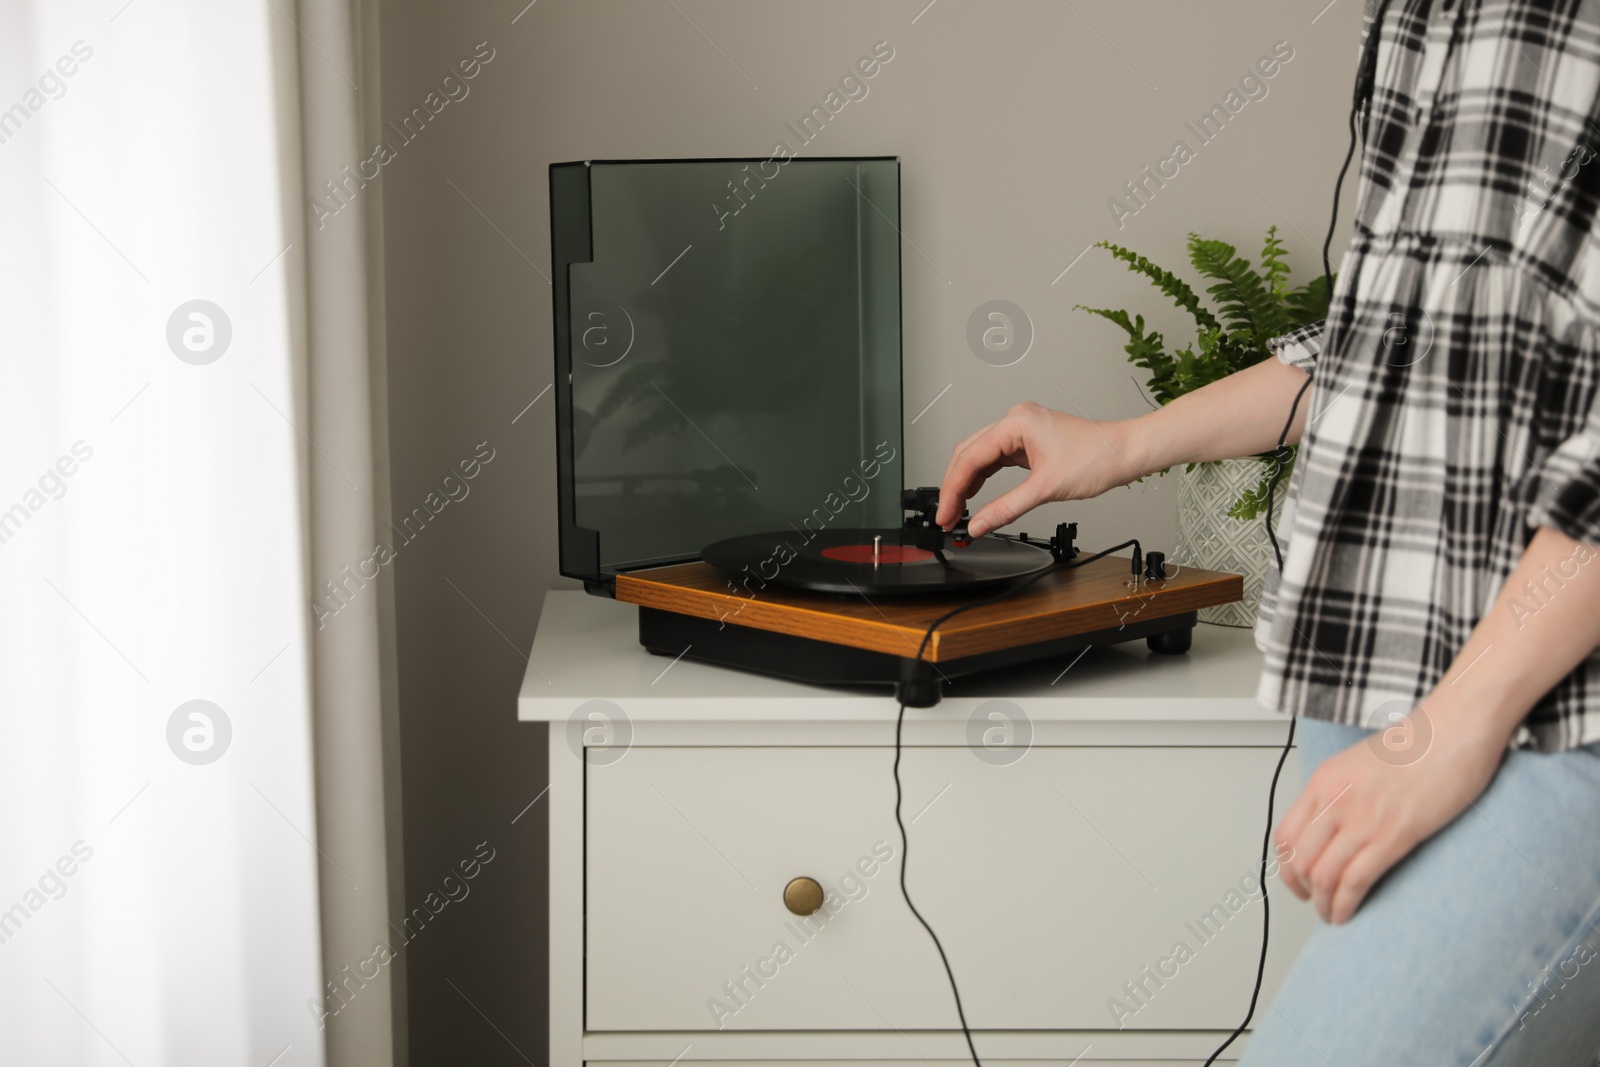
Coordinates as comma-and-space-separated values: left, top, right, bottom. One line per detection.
1256, 0, 1600, 751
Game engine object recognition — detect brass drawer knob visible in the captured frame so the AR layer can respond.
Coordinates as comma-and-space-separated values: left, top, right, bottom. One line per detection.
783, 876, 824, 916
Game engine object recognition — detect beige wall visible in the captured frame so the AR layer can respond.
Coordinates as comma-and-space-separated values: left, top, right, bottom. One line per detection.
376, 1, 1363, 1060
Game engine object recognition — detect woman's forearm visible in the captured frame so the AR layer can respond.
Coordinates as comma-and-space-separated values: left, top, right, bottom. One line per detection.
1121, 356, 1312, 474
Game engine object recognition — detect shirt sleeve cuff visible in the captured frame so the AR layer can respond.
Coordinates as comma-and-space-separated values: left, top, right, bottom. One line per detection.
1266, 320, 1324, 374
1528, 428, 1600, 547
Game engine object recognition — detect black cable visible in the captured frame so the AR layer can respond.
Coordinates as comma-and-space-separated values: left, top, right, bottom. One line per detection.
1265, 376, 1314, 573
1197, 375, 1312, 1066
1322, 100, 1362, 313
1323, 0, 1391, 300
892, 693, 983, 1065
1202, 5, 1390, 1056
1200, 716, 1298, 1066
892, 538, 1143, 1067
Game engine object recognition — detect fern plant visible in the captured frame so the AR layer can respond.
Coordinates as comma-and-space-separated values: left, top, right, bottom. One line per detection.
1075, 227, 1329, 519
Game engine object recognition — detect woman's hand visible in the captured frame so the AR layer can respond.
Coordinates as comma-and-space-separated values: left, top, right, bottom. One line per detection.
934, 359, 1314, 535
1274, 700, 1508, 925
935, 402, 1147, 535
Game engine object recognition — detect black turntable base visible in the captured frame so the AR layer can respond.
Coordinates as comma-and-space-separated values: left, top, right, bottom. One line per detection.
614, 554, 1244, 706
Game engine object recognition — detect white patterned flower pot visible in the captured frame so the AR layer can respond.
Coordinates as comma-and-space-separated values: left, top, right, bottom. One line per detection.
1174, 456, 1288, 628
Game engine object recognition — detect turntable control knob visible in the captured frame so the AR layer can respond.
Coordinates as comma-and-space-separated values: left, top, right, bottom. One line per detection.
782, 876, 825, 916
1145, 551, 1167, 580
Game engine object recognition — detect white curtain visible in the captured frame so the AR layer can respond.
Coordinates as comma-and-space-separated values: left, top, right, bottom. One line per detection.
0, 1, 397, 1065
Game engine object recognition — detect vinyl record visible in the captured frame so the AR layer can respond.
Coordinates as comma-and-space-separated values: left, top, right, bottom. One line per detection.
701, 527, 1056, 596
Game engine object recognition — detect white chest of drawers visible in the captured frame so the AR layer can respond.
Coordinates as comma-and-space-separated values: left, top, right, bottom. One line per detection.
520, 591, 1313, 1067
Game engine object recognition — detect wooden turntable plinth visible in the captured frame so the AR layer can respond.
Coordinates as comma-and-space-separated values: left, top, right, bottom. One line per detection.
613, 556, 1244, 705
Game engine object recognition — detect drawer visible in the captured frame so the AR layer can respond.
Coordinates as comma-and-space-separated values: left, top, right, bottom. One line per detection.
586, 745, 1312, 1032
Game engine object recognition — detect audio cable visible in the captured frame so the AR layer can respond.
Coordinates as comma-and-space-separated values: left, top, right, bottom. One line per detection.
1199, 375, 1311, 1066
892, 537, 1144, 1067
1203, 4, 1391, 1061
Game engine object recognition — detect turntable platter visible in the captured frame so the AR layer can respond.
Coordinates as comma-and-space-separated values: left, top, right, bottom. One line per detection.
700, 528, 1056, 596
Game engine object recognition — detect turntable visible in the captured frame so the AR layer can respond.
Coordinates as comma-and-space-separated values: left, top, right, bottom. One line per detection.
549, 156, 1242, 704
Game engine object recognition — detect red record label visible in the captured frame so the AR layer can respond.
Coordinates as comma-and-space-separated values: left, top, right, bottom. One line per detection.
819, 544, 935, 564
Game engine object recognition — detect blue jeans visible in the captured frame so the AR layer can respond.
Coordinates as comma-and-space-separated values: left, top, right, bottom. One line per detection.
1237, 719, 1600, 1067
